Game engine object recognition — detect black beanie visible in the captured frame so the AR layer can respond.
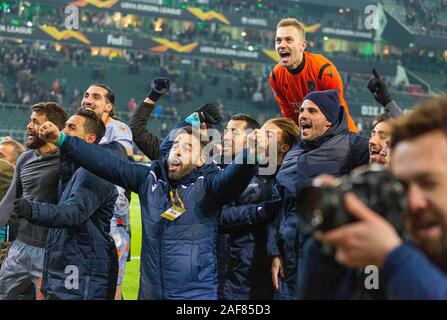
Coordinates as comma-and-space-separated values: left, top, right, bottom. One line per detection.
303, 90, 341, 125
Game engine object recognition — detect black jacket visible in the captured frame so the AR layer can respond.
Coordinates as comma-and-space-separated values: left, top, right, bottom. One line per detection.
128, 101, 162, 160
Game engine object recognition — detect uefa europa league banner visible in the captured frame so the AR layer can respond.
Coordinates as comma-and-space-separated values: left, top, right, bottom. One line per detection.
0, 23, 280, 64
24, 1, 374, 40
31, 0, 278, 30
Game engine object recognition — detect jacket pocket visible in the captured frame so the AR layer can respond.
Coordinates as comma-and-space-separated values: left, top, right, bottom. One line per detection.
190, 244, 199, 282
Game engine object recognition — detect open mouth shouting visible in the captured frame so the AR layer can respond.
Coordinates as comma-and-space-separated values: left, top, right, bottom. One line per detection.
369, 145, 383, 163
300, 121, 312, 136
278, 50, 291, 64
168, 156, 182, 174
26, 129, 40, 146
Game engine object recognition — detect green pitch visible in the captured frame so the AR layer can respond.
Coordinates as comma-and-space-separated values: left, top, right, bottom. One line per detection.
122, 194, 142, 300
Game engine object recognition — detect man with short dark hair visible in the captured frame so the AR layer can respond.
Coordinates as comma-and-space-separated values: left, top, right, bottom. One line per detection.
81, 83, 133, 299
310, 96, 447, 299
216, 114, 260, 299
222, 114, 260, 163
369, 113, 391, 166
13, 108, 121, 300
268, 90, 368, 299
0, 102, 68, 300
37, 120, 257, 300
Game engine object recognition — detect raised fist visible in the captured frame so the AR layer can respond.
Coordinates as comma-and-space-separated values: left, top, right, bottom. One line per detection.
38, 121, 62, 145
147, 77, 171, 102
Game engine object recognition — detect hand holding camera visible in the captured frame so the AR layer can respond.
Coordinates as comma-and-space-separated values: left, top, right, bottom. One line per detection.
315, 193, 403, 268
298, 165, 405, 268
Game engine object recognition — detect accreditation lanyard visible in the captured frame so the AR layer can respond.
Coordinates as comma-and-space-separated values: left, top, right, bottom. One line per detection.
160, 189, 186, 221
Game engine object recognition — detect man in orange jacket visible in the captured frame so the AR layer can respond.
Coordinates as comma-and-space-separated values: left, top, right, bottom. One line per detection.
269, 18, 358, 133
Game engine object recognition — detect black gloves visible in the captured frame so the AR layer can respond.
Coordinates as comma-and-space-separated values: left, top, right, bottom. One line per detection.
367, 69, 392, 107
13, 198, 33, 220
147, 77, 170, 102
195, 103, 222, 125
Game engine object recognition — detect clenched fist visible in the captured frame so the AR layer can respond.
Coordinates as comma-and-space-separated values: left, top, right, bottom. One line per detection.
39, 121, 62, 145
147, 77, 171, 103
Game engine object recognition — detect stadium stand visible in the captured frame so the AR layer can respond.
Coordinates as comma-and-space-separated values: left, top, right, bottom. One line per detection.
0, 0, 445, 143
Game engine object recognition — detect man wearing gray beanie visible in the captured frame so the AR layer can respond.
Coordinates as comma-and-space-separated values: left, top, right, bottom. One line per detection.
267, 89, 369, 300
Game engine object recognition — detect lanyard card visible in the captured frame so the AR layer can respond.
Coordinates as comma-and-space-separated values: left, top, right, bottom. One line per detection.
160, 204, 186, 221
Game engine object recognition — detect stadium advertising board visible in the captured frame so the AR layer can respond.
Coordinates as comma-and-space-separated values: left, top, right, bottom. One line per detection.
30, 0, 277, 31
31, 0, 374, 39
0, 23, 279, 63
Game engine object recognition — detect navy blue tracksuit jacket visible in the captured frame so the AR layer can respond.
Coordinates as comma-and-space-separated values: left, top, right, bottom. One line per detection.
27, 143, 127, 299
58, 135, 256, 299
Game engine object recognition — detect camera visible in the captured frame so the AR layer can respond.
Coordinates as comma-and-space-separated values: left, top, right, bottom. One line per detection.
297, 164, 407, 234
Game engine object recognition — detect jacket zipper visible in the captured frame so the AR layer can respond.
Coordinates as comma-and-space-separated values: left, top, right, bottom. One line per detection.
159, 219, 165, 298
159, 184, 170, 299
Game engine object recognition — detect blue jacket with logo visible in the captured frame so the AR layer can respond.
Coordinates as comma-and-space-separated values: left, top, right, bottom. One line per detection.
267, 109, 369, 299
28, 143, 127, 299
58, 135, 256, 300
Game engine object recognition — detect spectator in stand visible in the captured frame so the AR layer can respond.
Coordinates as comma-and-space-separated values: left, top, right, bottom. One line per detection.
128, 98, 136, 115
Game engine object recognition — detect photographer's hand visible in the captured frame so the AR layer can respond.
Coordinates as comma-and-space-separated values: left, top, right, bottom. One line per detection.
315, 193, 402, 268
271, 256, 285, 290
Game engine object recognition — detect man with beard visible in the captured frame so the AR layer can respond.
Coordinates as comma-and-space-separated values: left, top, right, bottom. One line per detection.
37, 121, 257, 299
368, 113, 392, 166
367, 69, 404, 167
269, 18, 357, 133
219, 117, 299, 300
313, 96, 447, 299
81, 84, 132, 299
12, 109, 120, 300
0, 102, 67, 300
268, 90, 368, 299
